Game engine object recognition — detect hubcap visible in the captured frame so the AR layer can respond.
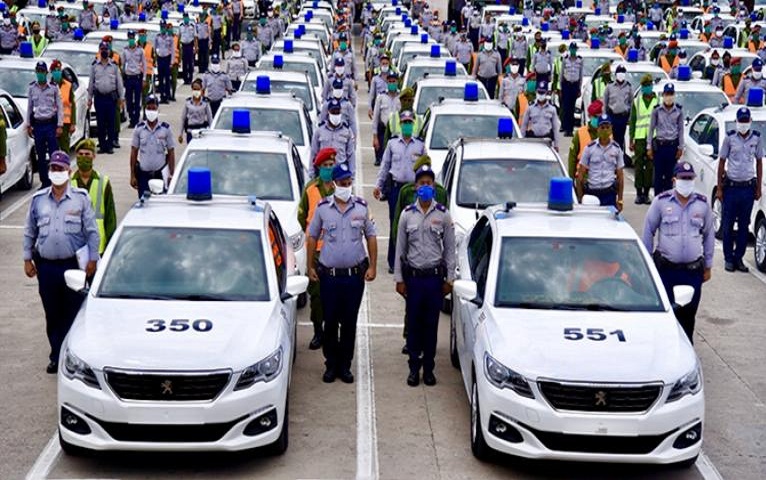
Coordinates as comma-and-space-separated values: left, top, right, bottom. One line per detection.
757, 222, 766, 266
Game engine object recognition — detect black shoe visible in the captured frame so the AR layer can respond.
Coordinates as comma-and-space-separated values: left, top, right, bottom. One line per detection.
105, 149, 114, 154
113, 140, 120, 148
170, 96, 176, 101
322, 368, 336, 383
339, 370, 354, 383
97, 147, 108, 154
387, 267, 394, 274
374, 159, 381, 166
634, 195, 643, 205
401, 343, 409, 355
160, 99, 170, 104
423, 372, 437, 386
736, 262, 750, 273
407, 371, 419, 387
309, 332, 322, 350
46, 361, 58, 374
724, 262, 735, 272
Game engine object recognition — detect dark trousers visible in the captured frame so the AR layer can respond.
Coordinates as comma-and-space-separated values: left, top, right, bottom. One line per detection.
560, 80, 579, 134
652, 140, 678, 195
374, 124, 385, 164
405, 274, 442, 374
232, 14, 242, 40
498, 47, 508, 65
586, 186, 617, 207
722, 184, 755, 264
469, 27, 479, 50
135, 166, 163, 198
535, 71, 551, 85
212, 29, 222, 57
35, 255, 83, 362
125, 75, 143, 126
658, 265, 703, 343
198, 39, 210, 73
319, 271, 365, 372
182, 43, 195, 83
387, 182, 403, 270
232, 80, 241, 91
94, 93, 117, 151
478, 75, 498, 99
32, 121, 57, 187
610, 111, 629, 152
633, 139, 653, 192
157, 55, 172, 102
210, 99, 222, 118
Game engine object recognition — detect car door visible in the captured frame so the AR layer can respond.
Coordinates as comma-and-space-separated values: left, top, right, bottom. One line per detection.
697, 117, 721, 198
268, 211, 296, 377
0, 94, 27, 191
683, 113, 711, 190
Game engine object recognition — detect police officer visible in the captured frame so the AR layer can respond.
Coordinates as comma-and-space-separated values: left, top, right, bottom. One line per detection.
372, 71, 400, 166
196, 11, 211, 73
178, 79, 212, 143
374, 110, 426, 273
576, 115, 625, 209
311, 99, 356, 174
630, 74, 659, 204
78, 1, 98, 35
241, 25, 262, 67
0, 15, 18, 55
27, 61, 63, 188
454, 32, 474, 72
717, 106, 763, 272
569, 100, 602, 178
734, 58, 766, 104
226, 42, 249, 90
498, 59, 525, 108
509, 29, 528, 76
559, 42, 583, 136
256, 17, 274, 51
130, 96, 176, 198
368, 54, 391, 119
306, 163, 377, 384
88, 41, 124, 155
531, 39, 553, 86
202, 54, 232, 117
325, 57, 357, 107
47, 60, 75, 154
394, 164, 455, 386
473, 36, 502, 98
122, 30, 146, 128
643, 161, 715, 343
23, 151, 99, 373
298, 147, 337, 350
603, 64, 632, 153
70, 138, 116, 255
321, 78, 357, 134
648, 83, 684, 194
154, 22, 175, 104
179, 13, 197, 85
521, 81, 561, 151
44, 5, 61, 41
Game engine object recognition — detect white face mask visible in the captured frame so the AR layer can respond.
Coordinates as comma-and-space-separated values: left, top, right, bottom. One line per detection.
3, 18, 10, 26
380, 64, 389, 72
537, 94, 548, 102
332, 88, 343, 99
716, 30, 723, 37
674, 179, 695, 197
210, 63, 221, 72
145, 109, 159, 122
483, 42, 492, 51
615, 72, 626, 82
711, 58, 720, 66
232, 50, 241, 58
335, 66, 345, 76
663, 95, 674, 106
192, 90, 202, 98
329, 113, 342, 125
737, 120, 751, 133
510, 64, 519, 73
49, 170, 70, 186
334, 184, 352, 202
754, 71, 763, 80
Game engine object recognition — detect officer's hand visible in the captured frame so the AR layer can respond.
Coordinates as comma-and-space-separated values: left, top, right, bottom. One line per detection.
308, 267, 319, 282
373, 187, 381, 200
756, 187, 763, 201
372, 136, 379, 150
24, 260, 37, 278
630, 141, 635, 151
617, 199, 624, 212
703, 268, 712, 283
396, 281, 407, 297
130, 175, 138, 190
87, 99, 92, 109
367, 109, 373, 119
178, 134, 184, 144
120, 99, 125, 109
365, 265, 376, 281
442, 282, 452, 297
0, 157, 6, 175
69, 124, 76, 133
647, 148, 653, 160
85, 260, 97, 278
55, 126, 63, 137
675, 148, 683, 160
27, 126, 34, 137
716, 186, 723, 201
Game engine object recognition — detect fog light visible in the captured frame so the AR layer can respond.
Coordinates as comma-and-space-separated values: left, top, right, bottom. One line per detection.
673, 422, 702, 449
259, 416, 272, 428
60, 407, 91, 435
488, 414, 522, 443
243, 409, 278, 436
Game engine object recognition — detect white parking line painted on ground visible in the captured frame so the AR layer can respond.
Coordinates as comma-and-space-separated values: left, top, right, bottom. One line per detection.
299, 321, 401, 329
696, 452, 725, 480
0, 224, 24, 229
0, 191, 36, 222
25, 432, 61, 480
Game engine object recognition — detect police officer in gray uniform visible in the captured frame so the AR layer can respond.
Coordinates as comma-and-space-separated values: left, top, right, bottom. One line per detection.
27, 61, 64, 188
510, 30, 528, 76
196, 13, 211, 73
532, 39, 553, 85
78, 2, 98, 35
320, 78, 357, 134
130, 95, 176, 198
521, 81, 561, 150
306, 163, 377, 384
311, 99, 356, 173
648, 83, 684, 194
576, 115, 625, 209
325, 57, 358, 106
179, 79, 213, 142
241, 26, 262, 67
202, 54, 233, 116
560, 42, 583, 136
394, 164, 456, 387
643, 161, 715, 342
155, 22, 176, 104
89, 42, 124, 155
226, 43, 249, 90
122, 31, 146, 128
603, 64, 633, 152
0, 17, 18, 54
23, 151, 99, 373
179, 13, 197, 84
473, 36, 502, 98
454, 33, 474, 71
717, 106, 763, 272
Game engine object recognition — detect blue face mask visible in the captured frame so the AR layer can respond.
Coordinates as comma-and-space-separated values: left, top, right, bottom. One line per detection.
417, 184, 435, 202
318, 166, 333, 182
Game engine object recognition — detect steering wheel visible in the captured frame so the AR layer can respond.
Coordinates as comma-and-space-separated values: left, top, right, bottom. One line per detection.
587, 276, 630, 296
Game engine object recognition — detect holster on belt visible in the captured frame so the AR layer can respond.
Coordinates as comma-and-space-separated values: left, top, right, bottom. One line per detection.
653, 251, 704, 271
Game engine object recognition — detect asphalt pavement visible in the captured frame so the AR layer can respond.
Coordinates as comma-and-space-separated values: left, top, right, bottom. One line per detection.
0, 36, 764, 480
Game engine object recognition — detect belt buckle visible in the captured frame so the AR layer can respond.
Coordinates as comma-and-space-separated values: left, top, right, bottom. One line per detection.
330, 267, 336, 276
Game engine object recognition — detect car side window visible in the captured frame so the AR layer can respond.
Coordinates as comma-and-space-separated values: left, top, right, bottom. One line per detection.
688, 115, 710, 143
689, 55, 705, 72
471, 225, 493, 302
702, 119, 720, 155
268, 212, 287, 294
291, 144, 305, 192
0, 96, 22, 129
63, 67, 79, 90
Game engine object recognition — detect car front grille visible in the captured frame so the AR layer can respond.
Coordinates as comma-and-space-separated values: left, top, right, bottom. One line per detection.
521, 423, 676, 455
538, 381, 662, 412
105, 369, 231, 401
88, 415, 246, 443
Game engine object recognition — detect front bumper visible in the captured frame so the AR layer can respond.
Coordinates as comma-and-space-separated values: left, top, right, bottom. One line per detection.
477, 377, 704, 464
58, 367, 288, 452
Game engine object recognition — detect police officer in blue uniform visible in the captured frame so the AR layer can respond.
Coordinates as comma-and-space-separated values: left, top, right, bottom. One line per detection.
88, 41, 124, 154
306, 164, 378, 384
394, 164, 456, 386
717, 106, 763, 272
648, 83, 685, 194
23, 151, 99, 373
27, 61, 64, 188
576, 115, 625, 209
130, 96, 176, 198
643, 161, 715, 342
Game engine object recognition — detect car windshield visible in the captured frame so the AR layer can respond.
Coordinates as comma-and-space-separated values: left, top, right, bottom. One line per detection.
173, 150, 293, 199
400, 52, 449, 70
624, 70, 666, 90
260, 60, 319, 88
98, 227, 269, 301
416, 86, 487, 115
495, 238, 664, 311
0, 68, 38, 97
725, 121, 766, 137
406, 64, 464, 87
430, 114, 510, 149
44, 50, 95, 77
582, 56, 618, 77
457, 159, 564, 207
671, 91, 729, 119
85, 37, 129, 53
241, 80, 313, 110
214, 107, 305, 145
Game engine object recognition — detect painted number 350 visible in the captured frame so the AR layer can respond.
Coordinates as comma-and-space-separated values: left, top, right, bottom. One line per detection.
145, 319, 213, 332
564, 328, 626, 342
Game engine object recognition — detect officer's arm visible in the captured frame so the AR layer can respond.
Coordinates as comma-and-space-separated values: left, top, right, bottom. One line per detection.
628, 104, 637, 139
552, 113, 561, 150
616, 166, 624, 203
443, 212, 457, 283
575, 150, 590, 199
641, 201, 661, 254
297, 189, 310, 231
22, 204, 38, 262
166, 145, 176, 177
347, 132, 356, 174
393, 210, 407, 283
676, 108, 685, 150
376, 142, 393, 189
702, 203, 715, 269
55, 84, 64, 128
647, 109, 657, 151
568, 135, 579, 179
116, 65, 125, 100
103, 180, 117, 246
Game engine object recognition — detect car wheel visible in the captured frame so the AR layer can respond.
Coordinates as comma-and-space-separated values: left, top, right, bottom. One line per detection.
59, 430, 88, 457
450, 316, 460, 369
441, 295, 452, 314
17, 153, 34, 191
470, 378, 492, 461
297, 292, 307, 309
712, 194, 723, 240
755, 217, 766, 272
265, 401, 289, 456
673, 454, 699, 469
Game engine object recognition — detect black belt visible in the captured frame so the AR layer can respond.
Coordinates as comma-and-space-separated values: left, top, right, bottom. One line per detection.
318, 259, 369, 277
35, 255, 77, 265
403, 264, 445, 278
187, 123, 208, 130
33, 117, 56, 125
724, 178, 756, 188
586, 184, 616, 195
126, 73, 142, 78
653, 252, 704, 271
95, 91, 116, 96
654, 139, 678, 146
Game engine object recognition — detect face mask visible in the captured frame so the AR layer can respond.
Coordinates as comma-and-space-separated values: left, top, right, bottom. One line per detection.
616, 72, 626, 82
233, 50, 241, 58
732, 65, 741, 75
335, 66, 345, 76
49, 170, 70, 186
340, 41, 347, 51
329, 113, 342, 125
619, 38, 626, 45
401, 122, 414, 137
319, 166, 334, 182
663, 95, 674, 106
33, 29, 40, 35
145, 109, 159, 122
716, 31, 723, 37
589, 117, 599, 128
526, 81, 536, 93
569, 48, 576, 56
450, 27, 457, 33
210, 63, 221, 72
483, 42, 492, 51
51, 70, 62, 82
675, 179, 695, 197
416, 184, 435, 202
641, 85, 653, 95
380, 64, 389, 72
36, 72, 47, 83
334, 184, 352, 202
387, 82, 397, 92
755, 71, 763, 80
192, 89, 202, 98
510, 64, 519, 74
100, 50, 109, 59
537, 94, 548, 103
597, 129, 611, 141
711, 58, 720, 66
139, 35, 147, 43
332, 88, 343, 99
679, 57, 688, 64
76, 156, 93, 172
737, 121, 751, 133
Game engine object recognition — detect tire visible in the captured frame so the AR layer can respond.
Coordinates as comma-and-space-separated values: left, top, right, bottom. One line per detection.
17, 153, 34, 190
264, 401, 289, 456
470, 378, 492, 461
441, 295, 453, 314
450, 316, 460, 369
673, 454, 699, 469
297, 292, 307, 309
755, 217, 766, 272
712, 194, 723, 240
59, 431, 88, 457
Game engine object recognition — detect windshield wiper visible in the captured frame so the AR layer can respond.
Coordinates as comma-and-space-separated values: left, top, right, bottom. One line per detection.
98, 293, 177, 300
173, 294, 237, 301
556, 303, 626, 311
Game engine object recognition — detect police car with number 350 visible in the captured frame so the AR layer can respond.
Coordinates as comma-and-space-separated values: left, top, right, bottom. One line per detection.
451, 179, 703, 466
57, 170, 308, 454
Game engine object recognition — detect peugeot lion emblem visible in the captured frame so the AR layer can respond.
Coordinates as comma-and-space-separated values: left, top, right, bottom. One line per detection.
595, 391, 607, 406
160, 380, 173, 395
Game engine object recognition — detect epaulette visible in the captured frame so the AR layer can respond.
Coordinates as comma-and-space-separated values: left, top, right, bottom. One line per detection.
656, 190, 673, 199
31, 188, 50, 198
355, 197, 368, 206
71, 186, 90, 196
136, 121, 146, 128
160, 121, 170, 128
342, 122, 350, 128
727, 129, 737, 136
693, 192, 708, 202
91, 59, 98, 65
318, 121, 325, 126
318, 198, 330, 206
752, 130, 761, 137
405, 203, 418, 212
29, 80, 37, 85
587, 139, 598, 146
435, 203, 447, 212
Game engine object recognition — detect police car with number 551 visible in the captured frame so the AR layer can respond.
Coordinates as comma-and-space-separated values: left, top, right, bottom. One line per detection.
451, 178, 703, 466
57, 169, 308, 455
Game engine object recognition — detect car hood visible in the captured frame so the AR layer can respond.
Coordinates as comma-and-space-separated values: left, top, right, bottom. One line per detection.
484, 309, 696, 384
67, 299, 285, 371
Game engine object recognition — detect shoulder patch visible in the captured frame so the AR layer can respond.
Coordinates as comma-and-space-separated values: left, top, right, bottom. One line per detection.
71, 186, 90, 196
32, 188, 50, 198
137, 121, 146, 128
587, 139, 598, 146
752, 130, 761, 137
355, 197, 368, 206
435, 203, 447, 212
405, 203, 418, 212
318, 121, 325, 126
693, 192, 708, 202
342, 122, 350, 128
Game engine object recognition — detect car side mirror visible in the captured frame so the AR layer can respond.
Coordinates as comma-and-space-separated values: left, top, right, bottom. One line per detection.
64, 269, 88, 293
282, 275, 309, 301
673, 285, 695, 308
698, 144, 714, 157
453, 279, 478, 303
581, 194, 601, 206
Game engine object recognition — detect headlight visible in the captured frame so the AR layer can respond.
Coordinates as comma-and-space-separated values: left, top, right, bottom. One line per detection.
484, 353, 534, 398
234, 347, 283, 390
289, 231, 305, 251
666, 365, 702, 403
62, 347, 100, 389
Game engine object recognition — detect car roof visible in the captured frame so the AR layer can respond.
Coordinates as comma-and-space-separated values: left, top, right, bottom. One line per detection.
221, 92, 305, 109
699, 104, 766, 122
184, 131, 292, 153
654, 79, 728, 93
459, 138, 560, 162
0, 56, 73, 70
578, 49, 624, 59
693, 48, 756, 58
429, 99, 513, 116
490, 204, 638, 240
416, 77, 482, 87
243, 70, 311, 82
122, 195, 269, 230
261, 52, 319, 65
43, 41, 99, 53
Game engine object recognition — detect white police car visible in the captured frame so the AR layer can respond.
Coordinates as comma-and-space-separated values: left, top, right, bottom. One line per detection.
413, 76, 489, 116
0, 88, 35, 194
396, 42, 452, 72
240, 69, 320, 125
256, 53, 326, 104
451, 179, 704, 466
420, 84, 518, 174
571, 48, 624, 124
271, 38, 328, 72
400, 55, 468, 90
58, 169, 308, 454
